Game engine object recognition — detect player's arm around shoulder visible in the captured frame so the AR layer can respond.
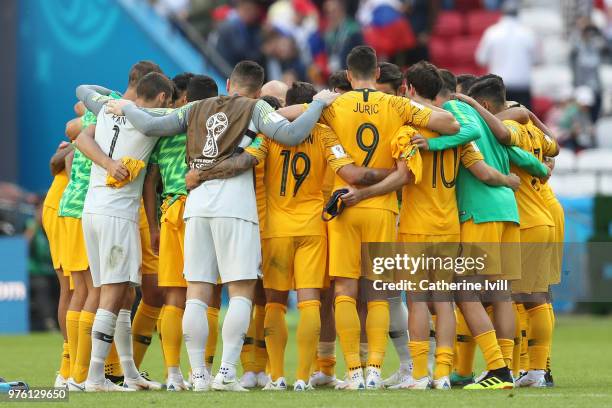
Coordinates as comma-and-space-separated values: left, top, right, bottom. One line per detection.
462, 142, 520, 191
402, 95, 460, 135
184, 136, 265, 190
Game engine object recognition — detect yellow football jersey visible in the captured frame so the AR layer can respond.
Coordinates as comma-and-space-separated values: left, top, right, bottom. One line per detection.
394, 126, 483, 235
504, 120, 554, 229
320, 89, 432, 214
246, 124, 354, 238
523, 120, 560, 205
43, 172, 69, 211
254, 153, 267, 232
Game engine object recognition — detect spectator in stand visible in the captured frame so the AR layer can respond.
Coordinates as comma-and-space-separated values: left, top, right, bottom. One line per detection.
557, 86, 596, 151
570, 20, 608, 121
476, 0, 537, 109
545, 86, 574, 145
27, 198, 58, 332
188, 0, 229, 38
402, 0, 439, 65
322, 0, 364, 72
262, 30, 307, 82
212, 0, 266, 67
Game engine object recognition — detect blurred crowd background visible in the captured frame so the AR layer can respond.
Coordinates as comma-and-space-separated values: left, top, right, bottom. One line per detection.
2, 0, 612, 330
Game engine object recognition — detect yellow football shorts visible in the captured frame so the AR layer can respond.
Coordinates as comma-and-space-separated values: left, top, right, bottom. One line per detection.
42, 205, 68, 274
328, 207, 396, 280
548, 200, 564, 285
262, 235, 327, 291
158, 197, 186, 287
59, 216, 89, 272
139, 205, 159, 275
513, 225, 554, 294
459, 219, 521, 280
397, 233, 460, 289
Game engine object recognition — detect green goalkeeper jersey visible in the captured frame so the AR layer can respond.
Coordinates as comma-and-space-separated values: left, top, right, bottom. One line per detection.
149, 131, 188, 199
58, 91, 121, 218
428, 100, 548, 225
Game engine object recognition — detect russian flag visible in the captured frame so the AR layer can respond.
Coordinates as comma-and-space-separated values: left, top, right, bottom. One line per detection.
358, 0, 416, 57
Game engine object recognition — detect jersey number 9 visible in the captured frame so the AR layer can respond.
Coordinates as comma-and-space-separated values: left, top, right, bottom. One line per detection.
356, 123, 379, 167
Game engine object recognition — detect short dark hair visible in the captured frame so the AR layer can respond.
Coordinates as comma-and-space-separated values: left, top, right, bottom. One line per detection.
172, 72, 195, 101
468, 74, 506, 109
377, 62, 403, 92
230, 60, 265, 94
186, 75, 218, 102
404, 61, 442, 100
346, 46, 377, 80
129, 61, 163, 86
286, 81, 317, 105
328, 70, 352, 92
437, 69, 457, 97
136, 72, 174, 101
260, 95, 282, 110
456, 74, 477, 93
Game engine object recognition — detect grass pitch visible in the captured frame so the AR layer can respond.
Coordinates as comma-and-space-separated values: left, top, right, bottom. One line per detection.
1, 314, 611, 407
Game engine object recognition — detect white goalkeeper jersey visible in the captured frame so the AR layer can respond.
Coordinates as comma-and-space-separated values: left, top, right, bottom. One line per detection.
83, 110, 158, 223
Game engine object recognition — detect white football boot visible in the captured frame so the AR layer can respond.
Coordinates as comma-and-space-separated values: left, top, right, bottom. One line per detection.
212, 373, 249, 392
389, 376, 430, 390
85, 378, 135, 392
515, 370, 546, 388
309, 371, 339, 387
432, 376, 451, 390
365, 366, 383, 389
239, 371, 258, 388
293, 379, 313, 391
262, 377, 287, 391
54, 374, 67, 388
335, 369, 365, 390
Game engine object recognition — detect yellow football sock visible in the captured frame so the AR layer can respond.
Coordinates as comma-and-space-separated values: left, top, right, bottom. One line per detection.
132, 302, 162, 369
409, 340, 430, 379
105, 343, 123, 377
317, 341, 336, 377
254, 304, 268, 373
366, 300, 389, 368
264, 303, 287, 380
334, 295, 361, 371
454, 309, 475, 377
517, 303, 529, 372
547, 303, 555, 371
512, 303, 522, 375
527, 304, 552, 370
296, 300, 321, 381
205, 307, 220, 368
474, 330, 505, 371
73, 311, 94, 382
434, 346, 454, 380
161, 305, 183, 368
66, 310, 80, 376
59, 342, 71, 379
498, 338, 514, 369
240, 311, 256, 373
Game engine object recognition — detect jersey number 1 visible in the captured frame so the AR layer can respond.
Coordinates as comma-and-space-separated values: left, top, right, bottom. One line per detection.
279, 150, 311, 197
109, 125, 120, 158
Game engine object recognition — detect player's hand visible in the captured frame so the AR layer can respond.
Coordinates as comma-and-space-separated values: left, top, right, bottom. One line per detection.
185, 169, 203, 191
149, 228, 160, 256
105, 99, 132, 116
506, 173, 520, 191
411, 134, 429, 150
313, 89, 340, 106
340, 186, 364, 207
106, 159, 129, 182
56, 141, 71, 152
74, 101, 87, 117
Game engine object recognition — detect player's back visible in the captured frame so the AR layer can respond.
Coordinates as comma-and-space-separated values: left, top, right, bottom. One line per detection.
399, 126, 460, 235
504, 119, 554, 228
321, 89, 431, 213
84, 111, 159, 222
248, 124, 353, 238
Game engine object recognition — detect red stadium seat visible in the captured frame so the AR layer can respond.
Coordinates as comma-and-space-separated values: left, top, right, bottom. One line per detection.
429, 36, 453, 68
466, 10, 501, 36
449, 35, 481, 66
433, 11, 464, 38
532, 96, 554, 119
454, 0, 483, 12
448, 64, 483, 76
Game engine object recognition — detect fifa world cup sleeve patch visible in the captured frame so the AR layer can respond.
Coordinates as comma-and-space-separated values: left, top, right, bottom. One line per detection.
331, 144, 347, 159
106, 157, 145, 188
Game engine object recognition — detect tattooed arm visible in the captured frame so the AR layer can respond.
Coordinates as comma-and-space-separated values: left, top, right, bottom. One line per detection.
185, 151, 259, 190
337, 164, 394, 186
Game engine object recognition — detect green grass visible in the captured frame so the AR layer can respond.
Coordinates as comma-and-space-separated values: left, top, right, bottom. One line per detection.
1, 314, 611, 407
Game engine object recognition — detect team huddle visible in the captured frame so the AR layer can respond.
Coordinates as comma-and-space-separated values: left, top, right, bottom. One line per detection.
42, 45, 563, 393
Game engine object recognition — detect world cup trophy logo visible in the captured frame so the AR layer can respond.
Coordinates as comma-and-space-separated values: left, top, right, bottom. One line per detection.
203, 112, 229, 158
